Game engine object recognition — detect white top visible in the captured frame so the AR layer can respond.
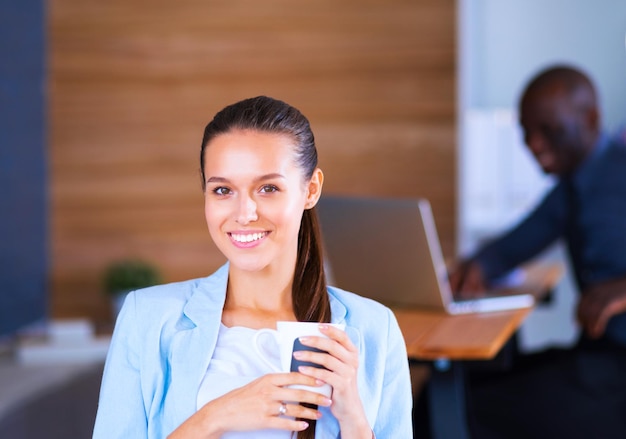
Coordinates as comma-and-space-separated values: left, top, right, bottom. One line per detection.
196, 324, 293, 439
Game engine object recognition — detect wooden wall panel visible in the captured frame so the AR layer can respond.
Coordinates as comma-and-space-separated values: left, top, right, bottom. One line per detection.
49, 0, 456, 322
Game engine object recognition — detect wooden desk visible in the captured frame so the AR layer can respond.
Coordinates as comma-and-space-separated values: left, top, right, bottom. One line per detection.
396, 262, 563, 361
394, 262, 563, 439
394, 307, 532, 439
395, 307, 531, 360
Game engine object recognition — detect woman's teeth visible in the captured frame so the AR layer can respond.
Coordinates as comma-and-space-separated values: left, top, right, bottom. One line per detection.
231, 232, 266, 243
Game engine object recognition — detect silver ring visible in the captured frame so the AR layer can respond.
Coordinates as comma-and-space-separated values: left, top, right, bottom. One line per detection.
278, 402, 287, 416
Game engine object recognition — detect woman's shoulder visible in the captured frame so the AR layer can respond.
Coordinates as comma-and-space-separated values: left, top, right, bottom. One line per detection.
128, 265, 228, 313
327, 285, 405, 352
132, 278, 200, 302
327, 284, 393, 320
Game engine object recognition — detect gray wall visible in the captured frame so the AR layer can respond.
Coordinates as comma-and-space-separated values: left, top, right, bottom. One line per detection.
460, 0, 626, 131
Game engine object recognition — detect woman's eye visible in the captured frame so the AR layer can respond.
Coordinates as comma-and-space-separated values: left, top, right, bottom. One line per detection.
260, 185, 278, 193
212, 187, 231, 196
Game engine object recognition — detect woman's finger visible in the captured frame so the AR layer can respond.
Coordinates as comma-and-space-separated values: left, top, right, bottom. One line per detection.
297, 335, 356, 367
274, 384, 332, 408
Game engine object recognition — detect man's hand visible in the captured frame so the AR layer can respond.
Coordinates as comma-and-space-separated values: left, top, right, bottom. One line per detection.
578, 276, 626, 339
448, 260, 488, 299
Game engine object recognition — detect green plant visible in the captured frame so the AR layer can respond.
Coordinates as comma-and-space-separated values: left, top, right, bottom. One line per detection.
103, 259, 162, 296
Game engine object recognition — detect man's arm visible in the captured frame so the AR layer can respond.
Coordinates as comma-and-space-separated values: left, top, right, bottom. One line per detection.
449, 184, 567, 299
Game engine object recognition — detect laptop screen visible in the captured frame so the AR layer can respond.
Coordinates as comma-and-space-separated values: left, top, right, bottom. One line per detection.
316, 195, 450, 310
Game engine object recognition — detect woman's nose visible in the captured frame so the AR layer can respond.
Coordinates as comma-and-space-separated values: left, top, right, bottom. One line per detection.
236, 195, 258, 225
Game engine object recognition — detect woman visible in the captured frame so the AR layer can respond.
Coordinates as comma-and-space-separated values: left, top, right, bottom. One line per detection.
93, 96, 412, 438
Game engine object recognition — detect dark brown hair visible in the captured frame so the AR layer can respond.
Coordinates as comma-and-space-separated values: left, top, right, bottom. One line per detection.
200, 96, 330, 438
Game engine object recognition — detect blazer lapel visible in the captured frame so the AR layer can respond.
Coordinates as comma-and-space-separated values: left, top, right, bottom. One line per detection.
315, 407, 341, 438
319, 291, 361, 438
167, 264, 229, 427
165, 274, 359, 436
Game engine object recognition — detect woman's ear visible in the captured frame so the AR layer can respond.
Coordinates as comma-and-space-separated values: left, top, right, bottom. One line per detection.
305, 168, 324, 209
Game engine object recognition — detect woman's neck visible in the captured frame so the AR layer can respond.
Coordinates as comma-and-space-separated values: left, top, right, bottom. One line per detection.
222, 264, 296, 329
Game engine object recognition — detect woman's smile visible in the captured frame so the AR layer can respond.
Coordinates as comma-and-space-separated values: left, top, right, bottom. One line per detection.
229, 231, 269, 247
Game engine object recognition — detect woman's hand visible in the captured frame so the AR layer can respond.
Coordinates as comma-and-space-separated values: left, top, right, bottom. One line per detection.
294, 324, 372, 438
168, 372, 331, 439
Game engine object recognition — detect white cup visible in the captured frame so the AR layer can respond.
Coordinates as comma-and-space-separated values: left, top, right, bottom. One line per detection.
253, 321, 345, 398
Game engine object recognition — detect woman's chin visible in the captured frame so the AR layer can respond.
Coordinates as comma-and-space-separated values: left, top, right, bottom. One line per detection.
229, 258, 272, 274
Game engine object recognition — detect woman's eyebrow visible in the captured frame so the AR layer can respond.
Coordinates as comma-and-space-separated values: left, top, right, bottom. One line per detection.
206, 176, 229, 184
254, 173, 285, 182
205, 173, 285, 184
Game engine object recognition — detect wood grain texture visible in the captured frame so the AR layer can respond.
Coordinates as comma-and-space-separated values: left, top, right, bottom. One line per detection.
393, 262, 560, 360
394, 307, 532, 360
49, 0, 457, 322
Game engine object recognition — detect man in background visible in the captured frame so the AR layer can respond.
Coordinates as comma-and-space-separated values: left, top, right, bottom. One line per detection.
450, 65, 626, 438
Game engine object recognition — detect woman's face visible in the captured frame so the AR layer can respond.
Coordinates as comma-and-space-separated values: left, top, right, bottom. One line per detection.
202, 129, 322, 274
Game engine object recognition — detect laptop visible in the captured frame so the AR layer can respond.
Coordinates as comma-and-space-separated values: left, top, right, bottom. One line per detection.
316, 195, 534, 314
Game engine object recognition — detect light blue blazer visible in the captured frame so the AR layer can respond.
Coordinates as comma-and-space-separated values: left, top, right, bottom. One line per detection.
93, 264, 413, 438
